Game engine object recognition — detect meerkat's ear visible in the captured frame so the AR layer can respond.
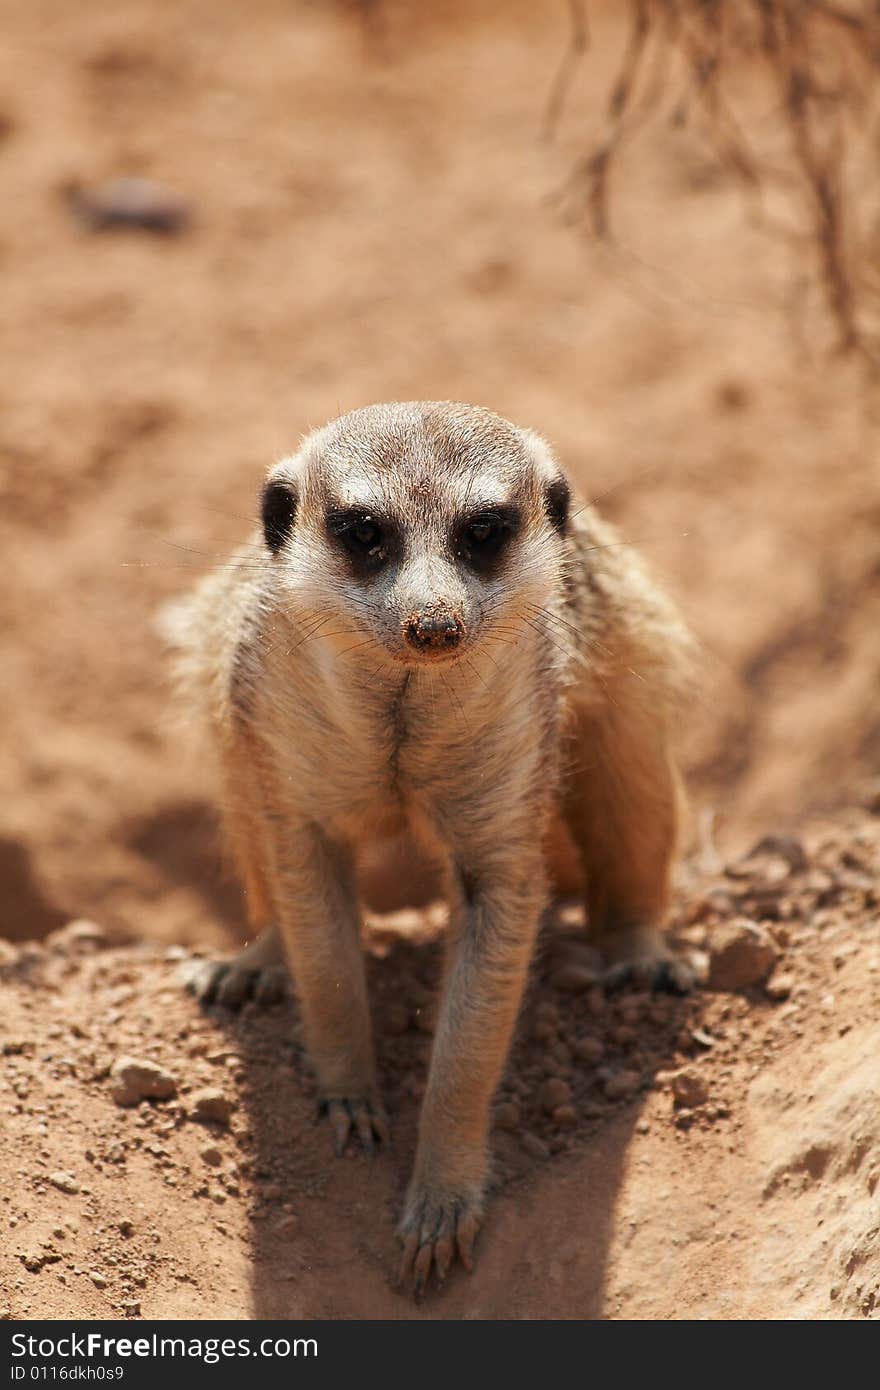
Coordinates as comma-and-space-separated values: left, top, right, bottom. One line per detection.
520, 428, 571, 536
261, 479, 298, 553
543, 475, 570, 535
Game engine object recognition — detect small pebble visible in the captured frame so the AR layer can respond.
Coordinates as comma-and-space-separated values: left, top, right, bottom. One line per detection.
572, 1036, 604, 1064
765, 970, 795, 1001
603, 1070, 641, 1101
707, 919, 777, 991
65, 177, 190, 234
110, 1057, 178, 1107
384, 1002, 410, 1035
189, 1088, 234, 1127
550, 962, 599, 993
46, 919, 108, 953
670, 1068, 709, 1109
48, 1171, 79, 1195
493, 1102, 520, 1132
534, 1001, 561, 1025
586, 988, 605, 1018
520, 1132, 550, 1161
540, 1077, 572, 1113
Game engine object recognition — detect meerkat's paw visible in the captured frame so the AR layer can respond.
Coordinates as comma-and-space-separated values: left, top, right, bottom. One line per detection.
320, 1097, 389, 1158
600, 925, 696, 995
183, 928, 289, 1010
397, 1185, 483, 1299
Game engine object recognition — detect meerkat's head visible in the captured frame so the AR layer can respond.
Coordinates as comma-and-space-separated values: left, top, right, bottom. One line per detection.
259, 401, 570, 667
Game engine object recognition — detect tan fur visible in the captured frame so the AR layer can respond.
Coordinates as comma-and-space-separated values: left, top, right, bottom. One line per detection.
163, 401, 694, 1292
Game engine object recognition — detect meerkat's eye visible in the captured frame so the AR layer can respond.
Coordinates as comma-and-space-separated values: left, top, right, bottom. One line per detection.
261, 481, 297, 554
352, 519, 379, 548
467, 518, 495, 545
455, 506, 520, 575
326, 507, 394, 576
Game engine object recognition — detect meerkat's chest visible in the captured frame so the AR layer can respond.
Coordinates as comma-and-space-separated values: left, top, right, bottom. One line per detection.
269, 673, 492, 839
265, 652, 550, 849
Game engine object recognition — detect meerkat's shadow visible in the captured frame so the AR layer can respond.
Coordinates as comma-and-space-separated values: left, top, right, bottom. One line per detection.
125, 799, 248, 937
0, 835, 70, 941
194, 911, 698, 1318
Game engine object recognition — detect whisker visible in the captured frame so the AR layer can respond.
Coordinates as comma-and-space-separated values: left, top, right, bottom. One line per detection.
580, 532, 691, 555
439, 669, 471, 736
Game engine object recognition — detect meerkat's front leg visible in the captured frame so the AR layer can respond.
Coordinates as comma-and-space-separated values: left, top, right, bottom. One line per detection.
398, 845, 547, 1295
274, 824, 387, 1155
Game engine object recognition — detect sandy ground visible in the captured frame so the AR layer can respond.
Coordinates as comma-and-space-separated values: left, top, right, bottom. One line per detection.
2, 815, 879, 1319
1, 0, 879, 1320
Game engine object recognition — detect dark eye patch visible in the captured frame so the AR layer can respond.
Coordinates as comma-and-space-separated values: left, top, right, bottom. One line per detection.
261, 481, 298, 553
453, 504, 521, 575
326, 506, 398, 576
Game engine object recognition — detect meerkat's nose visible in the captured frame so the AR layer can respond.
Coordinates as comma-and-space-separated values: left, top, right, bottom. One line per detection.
404, 609, 465, 652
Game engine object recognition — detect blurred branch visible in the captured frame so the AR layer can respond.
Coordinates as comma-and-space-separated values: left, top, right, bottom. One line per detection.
556, 0, 880, 364
543, 1, 591, 141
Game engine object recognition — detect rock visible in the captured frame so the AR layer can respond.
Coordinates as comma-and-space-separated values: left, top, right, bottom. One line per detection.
540, 1077, 572, 1113
610, 1025, 637, 1047
413, 1004, 434, 1035
110, 1056, 178, 1107
519, 1131, 550, 1161
552, 1105, 577, 1127
765, 970, 795, 1001
586, 987, 606, 1018
572, 1036, 604, 1065
46, 919, 107, 953
747, 834, 808, 874
189, 1088, 234, 1127
384, 1002, 410, 1035
0, 939, 21, 974
535, 1001, 561, 1025
493, 1102, 520, 1132
122, 1301, 140, 1317
200, 1146, 224, 1167
89, 1271, 108, 1289
65, 177, 190, 234
670, 1068, 709, 1109
550, 962, 600, 992
20, 1242, 63, 1273
603, 1070, 641, 1101
549, 941, 602, 992
707, 919, 778, 991
48, 1171, 79, 1194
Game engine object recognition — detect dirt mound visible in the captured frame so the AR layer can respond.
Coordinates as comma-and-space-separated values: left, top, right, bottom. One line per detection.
2, 810, 877, 1319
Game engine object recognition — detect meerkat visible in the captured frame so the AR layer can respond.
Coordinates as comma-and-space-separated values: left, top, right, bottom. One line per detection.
163, 401, 694, 1296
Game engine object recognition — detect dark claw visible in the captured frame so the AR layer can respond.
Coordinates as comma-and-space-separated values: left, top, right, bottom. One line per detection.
320, 1097, 388, 1158
603, 954, 695, 996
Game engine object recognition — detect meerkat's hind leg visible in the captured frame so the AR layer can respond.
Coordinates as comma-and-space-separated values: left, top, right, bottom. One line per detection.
562, 685, 695, 995
185, 925, 289, 1009
186, 757, 290, 1009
